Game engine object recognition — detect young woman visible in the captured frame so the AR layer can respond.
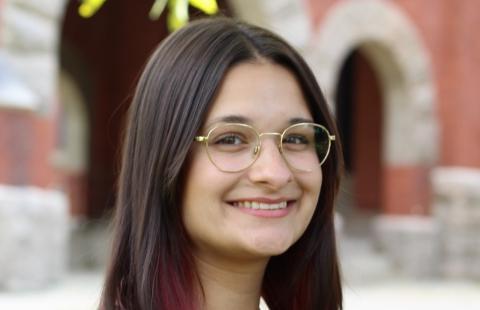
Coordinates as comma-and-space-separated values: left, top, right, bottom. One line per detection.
100, 17, 343, 310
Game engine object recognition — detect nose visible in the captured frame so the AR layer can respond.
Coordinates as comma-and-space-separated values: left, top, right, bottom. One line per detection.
247, 137, 293, 190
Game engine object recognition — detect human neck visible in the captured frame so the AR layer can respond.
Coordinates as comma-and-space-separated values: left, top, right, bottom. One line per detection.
194, 252, 269, 310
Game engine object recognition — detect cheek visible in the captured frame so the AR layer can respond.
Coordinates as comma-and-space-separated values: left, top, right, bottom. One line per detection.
290, 169, 322, 237
181, 150, 236, 235
315, 170, 323, 201
183, 150, 229, 202
300, 169, 323, 224
182, 152, 209, 220
182, 152, 215, 215
301, 167, 323, 203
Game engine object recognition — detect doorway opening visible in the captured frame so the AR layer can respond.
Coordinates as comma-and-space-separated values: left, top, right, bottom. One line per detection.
335, 49, 384, 233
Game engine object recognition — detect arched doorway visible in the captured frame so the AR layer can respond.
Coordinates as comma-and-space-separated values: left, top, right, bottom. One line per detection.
59, 1, 174, 218
305, 0, 437, 216
59, 0, 233, 218
336, 49, 383, 216
56, 69, 89, 216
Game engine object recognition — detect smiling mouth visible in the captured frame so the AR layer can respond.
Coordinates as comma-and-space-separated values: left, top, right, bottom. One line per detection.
229, 200, 294, 210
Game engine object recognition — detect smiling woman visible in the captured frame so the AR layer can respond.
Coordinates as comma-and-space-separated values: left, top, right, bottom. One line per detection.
100, 17, 343, 310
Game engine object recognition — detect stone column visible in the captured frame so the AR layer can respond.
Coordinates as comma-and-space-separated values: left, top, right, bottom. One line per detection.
432, 167, 480, 279
0, 185, 68, 290
0, 0, 69, 291
373, 215, 440, 277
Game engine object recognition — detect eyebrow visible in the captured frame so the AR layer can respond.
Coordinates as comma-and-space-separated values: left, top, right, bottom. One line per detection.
203, 115, 252, 130
212, 115, 252, 124
204, 115, 314, 131
289, 117, 314, 124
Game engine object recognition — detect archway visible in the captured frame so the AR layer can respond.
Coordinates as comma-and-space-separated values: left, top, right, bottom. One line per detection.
59, 0, 233, 218
59, 1, 193, 218
305, 0, 437, 215
336, 49, 383, 217
55, 69, 89, 216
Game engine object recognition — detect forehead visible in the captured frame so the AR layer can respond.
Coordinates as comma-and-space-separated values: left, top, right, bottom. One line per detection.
204, 62, 313, 129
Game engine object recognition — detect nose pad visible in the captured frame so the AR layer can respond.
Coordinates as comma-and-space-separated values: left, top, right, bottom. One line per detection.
252, 139, 283, 157
248, 138, 293, 187
255, 139, 289, 167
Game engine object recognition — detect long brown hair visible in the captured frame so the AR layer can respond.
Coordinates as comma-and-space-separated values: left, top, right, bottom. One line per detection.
100, 17, 343, 310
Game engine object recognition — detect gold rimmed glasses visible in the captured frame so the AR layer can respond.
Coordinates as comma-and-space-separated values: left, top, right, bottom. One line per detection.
194, 122, 335, 173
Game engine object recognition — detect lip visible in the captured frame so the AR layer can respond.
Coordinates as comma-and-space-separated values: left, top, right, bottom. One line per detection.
226, 197, 296, 218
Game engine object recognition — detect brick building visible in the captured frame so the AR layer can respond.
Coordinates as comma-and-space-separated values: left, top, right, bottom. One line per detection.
1, 0, 479, 289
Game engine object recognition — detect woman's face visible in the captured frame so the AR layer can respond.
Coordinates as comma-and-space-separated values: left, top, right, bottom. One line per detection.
182, 62, 322, 262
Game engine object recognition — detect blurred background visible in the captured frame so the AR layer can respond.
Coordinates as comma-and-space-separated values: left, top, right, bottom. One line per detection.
0, 0, 479, 309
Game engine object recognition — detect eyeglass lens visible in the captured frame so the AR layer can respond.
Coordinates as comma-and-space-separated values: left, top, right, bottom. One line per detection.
206, 123, 331, 172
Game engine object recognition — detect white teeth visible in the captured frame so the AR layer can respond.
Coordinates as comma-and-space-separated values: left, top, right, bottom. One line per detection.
234, 201, 288, 210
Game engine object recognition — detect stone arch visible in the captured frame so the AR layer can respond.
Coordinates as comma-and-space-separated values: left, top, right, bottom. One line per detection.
304, 0, 438, 166
54, 70, 89, 173
52, 69, 89, 216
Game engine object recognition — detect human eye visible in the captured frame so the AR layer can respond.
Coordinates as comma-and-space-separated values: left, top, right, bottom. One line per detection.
208, 124, 255, 153
214, 133, 246, 145
283, 134, 309, 145
209, 130, 252, 153
282, 132, 311, 152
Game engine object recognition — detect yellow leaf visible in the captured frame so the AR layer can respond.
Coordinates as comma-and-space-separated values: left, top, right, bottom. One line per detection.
167, 11, 188, 31
78, 0, 107, 18
170, 0, 189, 21
149, 0, 168, 20
168, 0, 189, 31
189, 0, 218, 15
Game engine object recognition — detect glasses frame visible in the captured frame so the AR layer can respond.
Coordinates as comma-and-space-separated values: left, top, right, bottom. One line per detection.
194, 122, 336, 173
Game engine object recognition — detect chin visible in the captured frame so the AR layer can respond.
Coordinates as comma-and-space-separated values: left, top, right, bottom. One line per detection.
248, 235, 295, 257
